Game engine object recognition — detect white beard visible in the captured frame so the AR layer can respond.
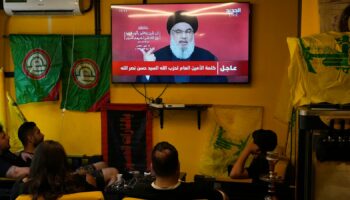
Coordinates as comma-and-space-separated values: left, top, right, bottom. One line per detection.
170, 37, 195, 60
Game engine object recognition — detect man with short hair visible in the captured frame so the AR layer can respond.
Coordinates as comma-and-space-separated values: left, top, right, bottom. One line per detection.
124, 141, 226, 200
17, 121, 44, 165
138, 10, 228, 83
230, 129, 278, 181
0, 124, 29, 178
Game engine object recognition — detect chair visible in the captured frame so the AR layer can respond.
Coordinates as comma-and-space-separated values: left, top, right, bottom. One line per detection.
16, 191, 104, 200
122, 188, 228, 200
0, 177, 16, 200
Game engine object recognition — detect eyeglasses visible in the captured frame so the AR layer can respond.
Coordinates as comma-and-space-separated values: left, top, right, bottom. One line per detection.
171, 29, 194, 35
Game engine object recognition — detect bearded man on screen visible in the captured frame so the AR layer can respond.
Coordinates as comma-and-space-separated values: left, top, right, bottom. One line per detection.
137, 10, 227, 83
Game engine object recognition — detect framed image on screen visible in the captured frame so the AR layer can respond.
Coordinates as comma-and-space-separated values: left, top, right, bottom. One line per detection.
111, 2, 250, 84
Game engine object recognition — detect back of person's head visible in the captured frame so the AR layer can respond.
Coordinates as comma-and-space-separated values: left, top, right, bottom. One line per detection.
30, 140, 68, 176
26, 140, 71, 200
252, 129, 277, 152
18, 121, 36, 146
152, 141, 179, 177
167, 10, 198, 34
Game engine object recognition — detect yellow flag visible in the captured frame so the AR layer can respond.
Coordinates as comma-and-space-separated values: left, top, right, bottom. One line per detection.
7, 93, 26, 152
199, 105, 263, 177
288, 32, 350, 106
0, 68, 6, 129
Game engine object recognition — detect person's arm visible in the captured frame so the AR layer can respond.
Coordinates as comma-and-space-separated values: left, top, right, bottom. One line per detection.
85, 173, 97, 187
83, 167, 119, 188
6, 166, 29, 179
230, 142, 259, 179
19, 152, 33, 163
101, 167, 119, 186
138, 48, 156, 61
92, 161, 108, 170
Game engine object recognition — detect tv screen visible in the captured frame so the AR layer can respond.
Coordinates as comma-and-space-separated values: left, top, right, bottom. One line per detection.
111, 3, 250, 84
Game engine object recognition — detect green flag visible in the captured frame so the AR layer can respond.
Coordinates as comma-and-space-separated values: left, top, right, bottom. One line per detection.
10, 35, 62, 104
61, 35, 111, 112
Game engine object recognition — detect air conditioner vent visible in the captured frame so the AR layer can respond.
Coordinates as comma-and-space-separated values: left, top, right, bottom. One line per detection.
3, 0, 82, 16
12, 10, 77, 15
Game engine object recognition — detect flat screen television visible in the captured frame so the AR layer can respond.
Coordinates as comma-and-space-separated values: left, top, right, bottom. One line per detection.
111, 2, 250, 84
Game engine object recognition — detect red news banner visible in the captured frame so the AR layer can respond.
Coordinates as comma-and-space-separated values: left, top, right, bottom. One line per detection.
112, 61, 248, 76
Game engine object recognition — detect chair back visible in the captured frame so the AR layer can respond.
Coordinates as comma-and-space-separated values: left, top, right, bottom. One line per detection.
16, 191, 104, 200
0, 177, 16, 200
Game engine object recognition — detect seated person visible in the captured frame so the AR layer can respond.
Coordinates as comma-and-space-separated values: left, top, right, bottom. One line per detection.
123, 141, 226, 200
229, 129, 277, 182
17, 121, 116, 188
17, 122, 44, 166
0, 124, 29, 179
10, 140, 118, 200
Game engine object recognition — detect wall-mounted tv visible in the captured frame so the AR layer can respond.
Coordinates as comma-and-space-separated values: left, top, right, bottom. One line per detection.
111, 2, 250, 84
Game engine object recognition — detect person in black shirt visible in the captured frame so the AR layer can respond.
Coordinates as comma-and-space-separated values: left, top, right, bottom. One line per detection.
17, 122, 44, 166
229, 129, 277, 181
0, 124, 29, 178
123, 141, 226, 200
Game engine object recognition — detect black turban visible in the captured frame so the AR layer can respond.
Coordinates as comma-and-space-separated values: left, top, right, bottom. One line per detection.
252, 129, 277, 152
167, 10, 198, 34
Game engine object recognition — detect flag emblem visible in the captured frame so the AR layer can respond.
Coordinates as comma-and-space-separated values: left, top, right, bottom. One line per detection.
71, 58, 99, 89
22, 48, 51, 80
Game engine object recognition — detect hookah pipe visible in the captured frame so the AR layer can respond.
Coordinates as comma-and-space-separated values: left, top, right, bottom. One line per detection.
260, 151, 284, 200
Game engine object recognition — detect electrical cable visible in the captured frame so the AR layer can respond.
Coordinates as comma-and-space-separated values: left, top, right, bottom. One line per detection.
156, 84, 169, 99
143, 83, 148, 104
131, 83, 170, 104
291, 107, 297, 187
285, 110, 294, 157
62, 35, 75, 111
131, 84, 153, 103
61, 21, 77, 140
